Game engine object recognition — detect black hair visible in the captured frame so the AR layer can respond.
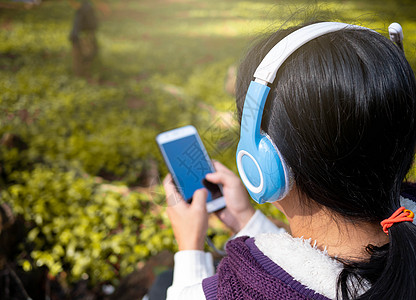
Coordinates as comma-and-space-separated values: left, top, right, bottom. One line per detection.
236, 23, 416, 299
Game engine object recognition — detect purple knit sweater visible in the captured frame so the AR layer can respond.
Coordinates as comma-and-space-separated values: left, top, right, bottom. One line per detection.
202, 236, 331, 300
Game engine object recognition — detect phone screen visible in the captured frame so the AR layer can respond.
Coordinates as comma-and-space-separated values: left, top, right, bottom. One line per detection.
160, 134, 222, 203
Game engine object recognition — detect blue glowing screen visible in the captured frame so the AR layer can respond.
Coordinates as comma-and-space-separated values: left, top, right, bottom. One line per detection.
161, 135, 221, 203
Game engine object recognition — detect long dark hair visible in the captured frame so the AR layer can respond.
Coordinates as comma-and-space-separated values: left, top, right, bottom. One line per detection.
236, 23, 416, 299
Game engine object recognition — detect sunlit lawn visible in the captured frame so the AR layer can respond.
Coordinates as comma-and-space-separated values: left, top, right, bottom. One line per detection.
2, 0, 416, 114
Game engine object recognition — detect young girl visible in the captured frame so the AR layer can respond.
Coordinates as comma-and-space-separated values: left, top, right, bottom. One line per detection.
163, 21, 416, 300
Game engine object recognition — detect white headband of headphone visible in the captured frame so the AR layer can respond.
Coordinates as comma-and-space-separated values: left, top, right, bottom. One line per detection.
253, 22, 370, 85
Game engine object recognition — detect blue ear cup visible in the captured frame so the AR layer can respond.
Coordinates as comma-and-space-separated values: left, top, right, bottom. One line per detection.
236, 81, 290, 204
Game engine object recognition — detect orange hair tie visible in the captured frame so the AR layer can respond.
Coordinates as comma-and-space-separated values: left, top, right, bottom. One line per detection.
380, 206, 414, 235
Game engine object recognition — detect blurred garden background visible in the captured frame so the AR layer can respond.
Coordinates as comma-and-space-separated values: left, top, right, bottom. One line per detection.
1, 0, 416, 299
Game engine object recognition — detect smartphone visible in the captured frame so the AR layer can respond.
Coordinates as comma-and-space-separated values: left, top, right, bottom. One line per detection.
156, 125, 226, 213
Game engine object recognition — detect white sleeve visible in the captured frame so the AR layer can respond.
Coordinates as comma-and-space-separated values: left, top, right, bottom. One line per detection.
234, 210, 286, 238
166, 250, 214, 300
166, 210, 284, 300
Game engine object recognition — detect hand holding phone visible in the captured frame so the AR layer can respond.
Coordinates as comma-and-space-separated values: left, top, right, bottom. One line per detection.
206, 161, 255, 233
163, 174, 209, 251
156, 125, 226, 213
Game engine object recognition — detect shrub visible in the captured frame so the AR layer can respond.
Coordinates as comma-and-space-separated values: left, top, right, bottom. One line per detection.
1, 164, 175, 284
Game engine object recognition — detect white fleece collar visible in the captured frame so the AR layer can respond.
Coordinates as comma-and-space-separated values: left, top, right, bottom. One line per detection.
254, 232, 342, 299
254, 197, 416, 299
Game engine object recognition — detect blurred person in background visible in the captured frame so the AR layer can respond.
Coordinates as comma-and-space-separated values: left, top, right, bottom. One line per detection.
68, 0, 109, 77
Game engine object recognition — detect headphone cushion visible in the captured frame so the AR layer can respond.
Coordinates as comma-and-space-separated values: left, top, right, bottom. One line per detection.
237, 134, 288, 203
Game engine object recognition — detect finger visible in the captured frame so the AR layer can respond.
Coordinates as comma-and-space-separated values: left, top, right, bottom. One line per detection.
206, 170, 235, 186
191, 188, 208, 212
212, 161, 234, 174
163, 174, 179, 197
205, 172, 225, 184
163, 174, 186, 207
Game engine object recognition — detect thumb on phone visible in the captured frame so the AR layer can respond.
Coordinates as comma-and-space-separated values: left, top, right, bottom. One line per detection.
205, 171, 228, 185
191, 188, 208, 212
163, 174, 185, 207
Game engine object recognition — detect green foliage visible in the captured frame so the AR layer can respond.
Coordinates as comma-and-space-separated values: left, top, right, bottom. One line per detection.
184, 59, 236, 111
1, 164, 175, 283
0, 62, 201, 184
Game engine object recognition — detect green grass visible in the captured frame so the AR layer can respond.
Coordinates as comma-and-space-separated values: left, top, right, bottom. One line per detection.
1, 0, 416, 287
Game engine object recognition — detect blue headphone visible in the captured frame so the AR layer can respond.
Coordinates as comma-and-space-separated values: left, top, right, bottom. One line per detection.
236, 22, 370, 204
